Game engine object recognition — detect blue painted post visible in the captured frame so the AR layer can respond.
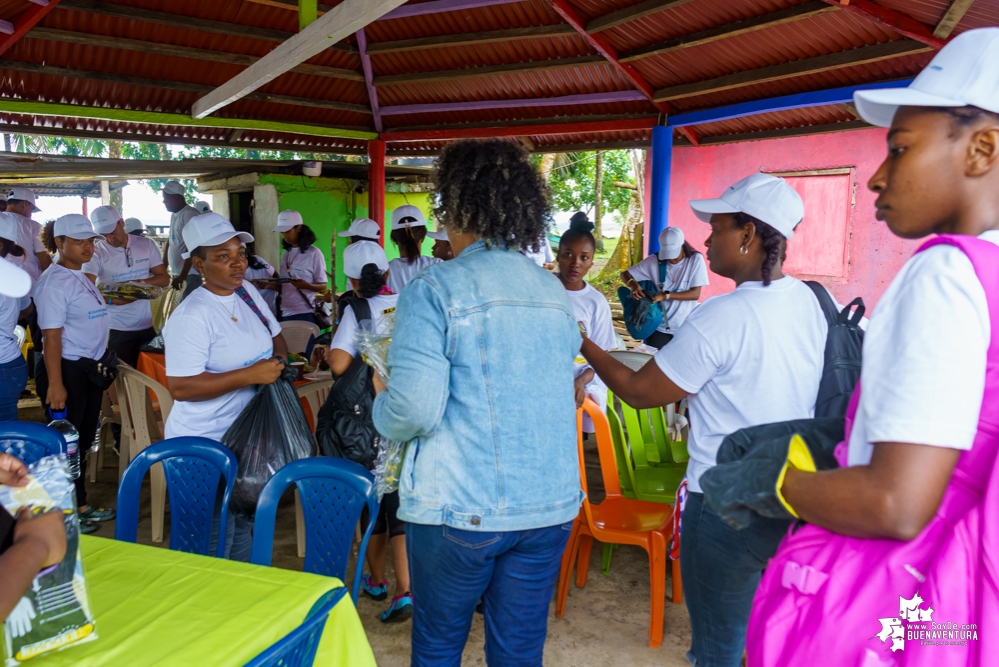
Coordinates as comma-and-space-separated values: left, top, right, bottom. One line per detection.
648, 125, 672, 256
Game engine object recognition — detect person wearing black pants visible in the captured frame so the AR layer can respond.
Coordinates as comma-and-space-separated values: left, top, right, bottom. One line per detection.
34, 214, 117, 535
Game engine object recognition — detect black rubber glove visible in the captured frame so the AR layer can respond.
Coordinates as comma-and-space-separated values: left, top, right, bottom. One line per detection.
700, 418, 843, 530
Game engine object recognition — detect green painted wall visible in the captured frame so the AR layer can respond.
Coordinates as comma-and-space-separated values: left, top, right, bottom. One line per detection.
258, 174, 434, 291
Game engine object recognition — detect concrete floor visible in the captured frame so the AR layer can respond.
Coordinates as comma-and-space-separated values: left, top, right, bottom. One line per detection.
19, 395, 693, 666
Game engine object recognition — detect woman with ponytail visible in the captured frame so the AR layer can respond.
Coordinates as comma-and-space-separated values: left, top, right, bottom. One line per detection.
386, 205, 441, 294
581, 174, 835, 667
273, 209, 326, 324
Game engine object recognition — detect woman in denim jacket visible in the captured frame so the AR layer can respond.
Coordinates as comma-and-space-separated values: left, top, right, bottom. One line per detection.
372, 139, 583, 666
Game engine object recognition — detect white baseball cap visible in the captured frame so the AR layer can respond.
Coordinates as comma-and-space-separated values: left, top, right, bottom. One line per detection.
181, 213, 254, 259
90, 205, 122, 234
274, 209, 303, 233
161, 180, 185, 196
391, 205, 426, 231
195, 201, 212, 214
428, 228, 449, 242
689, 173, 804, 239
338, 217, 381, 239
6, 187, 40, 212
54, 214, 99, 240
854, 28, 999, 128
343, 240, 389, 279
0, 257, 30, 298
124, 217, 145, 233
658, 226, 684, 260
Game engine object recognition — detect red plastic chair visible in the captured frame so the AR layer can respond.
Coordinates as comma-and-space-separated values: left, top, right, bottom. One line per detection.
556, 398, 682, 648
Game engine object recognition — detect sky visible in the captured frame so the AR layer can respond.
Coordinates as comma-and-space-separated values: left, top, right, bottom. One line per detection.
35, 181, 172, 230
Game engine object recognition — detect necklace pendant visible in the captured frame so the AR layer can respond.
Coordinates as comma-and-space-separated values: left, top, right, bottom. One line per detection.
231, 316, 238, 322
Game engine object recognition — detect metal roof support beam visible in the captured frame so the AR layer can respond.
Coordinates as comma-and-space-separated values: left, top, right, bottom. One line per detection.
373, 55, 606, 86
356, 29, 382, 132
667, 78, 914, 127
694, 120, 872, 146
379, 90, 647, 116
819, 0, 946, 49
0, 0, 61, 57
191, 0, 406, 119
366, 24, 577, 55
381, 117, 656, 143
653, 40, 930, 103
550, 0, 668, 114
586, 0, 695, 34
382, 0, 523, 20
647, 125, 672, 256
368, 140, 386, 246
934, 0, 975, 39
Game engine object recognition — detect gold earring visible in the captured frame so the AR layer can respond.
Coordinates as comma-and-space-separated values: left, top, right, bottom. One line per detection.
740, 245, 748, 255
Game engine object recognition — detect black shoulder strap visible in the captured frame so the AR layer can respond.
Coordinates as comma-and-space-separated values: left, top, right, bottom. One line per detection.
804, 280, 838, 327
341, 295, 373, 325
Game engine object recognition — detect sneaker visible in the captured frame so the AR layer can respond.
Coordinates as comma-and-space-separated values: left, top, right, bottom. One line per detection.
380, 593, 413, 624
361, 574, 388, 601
78, 506, 116, 522
79, 519, 99, 535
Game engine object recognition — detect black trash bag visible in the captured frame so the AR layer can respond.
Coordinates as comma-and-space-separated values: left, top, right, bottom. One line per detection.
222, 365, 316, 517
140, 333, 165, 353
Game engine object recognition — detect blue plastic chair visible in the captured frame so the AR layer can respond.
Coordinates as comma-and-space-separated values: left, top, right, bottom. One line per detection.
116, 437, 237, 558
250, 458, 379, 603
0, 421, 67, 466
242, 587, 348, 667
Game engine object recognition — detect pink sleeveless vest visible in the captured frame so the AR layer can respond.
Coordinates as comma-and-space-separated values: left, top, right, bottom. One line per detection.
747, 235, 999, 667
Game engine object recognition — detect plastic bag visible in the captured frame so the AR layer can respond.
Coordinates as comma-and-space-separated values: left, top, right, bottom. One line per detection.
221, 365, 316, 517
0, 455, 97, 665
100, 281, 164, 302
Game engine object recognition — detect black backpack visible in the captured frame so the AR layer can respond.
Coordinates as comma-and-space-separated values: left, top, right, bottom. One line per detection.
315, 297, 378, 470
804, 281, 865, 419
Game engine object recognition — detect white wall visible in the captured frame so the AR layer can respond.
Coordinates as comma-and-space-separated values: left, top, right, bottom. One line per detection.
253, 184, 280, 269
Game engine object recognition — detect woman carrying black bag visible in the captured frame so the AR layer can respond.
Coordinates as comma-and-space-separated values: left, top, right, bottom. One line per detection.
35, 215, 117, 534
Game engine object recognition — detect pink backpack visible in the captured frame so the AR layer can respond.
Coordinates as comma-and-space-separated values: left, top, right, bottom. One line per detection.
747, 235, 999, 667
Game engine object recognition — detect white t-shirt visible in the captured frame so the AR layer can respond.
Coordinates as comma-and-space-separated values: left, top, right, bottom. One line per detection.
163, 281, 280, 442
654, 276, 827, 493
82, 235, 164, 332
847, 230, 999, 466
34, 263, 110, 361
567, 282, 617, 430
0, 271, 29, 364
167, 205, 200, 276
279, 246, 326, 316
10, 213, 45, 294
245, 256, 278, 317
387, 255, 442, 294
522, 239, 555, 267
331, 294, 398, 359
628, 252, 710, 333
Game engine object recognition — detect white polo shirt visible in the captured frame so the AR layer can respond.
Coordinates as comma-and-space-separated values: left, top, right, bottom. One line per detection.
9, 213, 45, 294
83, 235, 163, 332
627, 252, 710, 334
387, 255, 441, 295
34, 263, 110, 361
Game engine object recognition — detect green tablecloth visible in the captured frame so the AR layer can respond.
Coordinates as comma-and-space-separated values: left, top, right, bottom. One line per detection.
7, 535, 376, 667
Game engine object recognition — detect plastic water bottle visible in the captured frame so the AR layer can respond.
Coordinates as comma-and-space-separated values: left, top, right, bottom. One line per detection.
48, 410, 80, 480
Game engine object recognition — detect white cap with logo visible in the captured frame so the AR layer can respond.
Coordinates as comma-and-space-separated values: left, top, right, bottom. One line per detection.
195, 201, 212, 214
854, 28, 999, 128
161, 181, 185, 196
338, 218, 381, 239
7, 187, 40, 212
689, 173, 804, 239
181, 213, 254, 259
391, 205, 426, 231
274, 210, 303, 233
124, 218, 145, 234
90, 205, 122, 234
428, 228, 449, 242
343, 240, 389, 279
658, 226, 685, 260
54, 214, 100, 240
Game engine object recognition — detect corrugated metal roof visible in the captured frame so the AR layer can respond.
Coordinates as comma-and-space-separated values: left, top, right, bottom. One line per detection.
0, 0, 995, 152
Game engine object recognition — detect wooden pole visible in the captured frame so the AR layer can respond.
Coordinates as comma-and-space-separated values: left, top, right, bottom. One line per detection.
368, 140, 386, 247
594, 150, 604, 253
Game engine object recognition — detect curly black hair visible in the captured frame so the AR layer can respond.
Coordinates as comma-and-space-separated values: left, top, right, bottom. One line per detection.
432, 139, 552, 253
559, 212, 596, 251
41, 220, 59, 254
732, 212, 787, 287
356, 263, 387, 298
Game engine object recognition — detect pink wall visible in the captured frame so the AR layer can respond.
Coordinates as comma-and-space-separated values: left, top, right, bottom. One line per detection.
668, 128, 921, 310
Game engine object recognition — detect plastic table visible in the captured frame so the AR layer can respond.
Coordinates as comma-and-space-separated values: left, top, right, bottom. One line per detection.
4, 536, 376, 666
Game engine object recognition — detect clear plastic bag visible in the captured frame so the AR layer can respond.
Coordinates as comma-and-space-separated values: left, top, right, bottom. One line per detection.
0, 455, 98, 665
222, 365, 316, 517
100, 281, 165, 302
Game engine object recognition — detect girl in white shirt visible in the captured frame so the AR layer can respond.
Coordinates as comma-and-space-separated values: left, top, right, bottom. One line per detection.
0, 218, 31, 422
555, 214, 616, 431
35, 215, 115, 531
274, 210, 327, 325
386, 205, 441, 294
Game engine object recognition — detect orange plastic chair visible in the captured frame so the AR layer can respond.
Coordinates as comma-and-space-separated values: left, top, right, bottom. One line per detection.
556, 398, 682, 648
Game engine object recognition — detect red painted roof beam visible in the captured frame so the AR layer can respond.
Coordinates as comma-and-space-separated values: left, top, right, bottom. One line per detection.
821, 0, 947, 49
381, 117, 656, 143
0, 0, 61, 57
550, 0, 670, 115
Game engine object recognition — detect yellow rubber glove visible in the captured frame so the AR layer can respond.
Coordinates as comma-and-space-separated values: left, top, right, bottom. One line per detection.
775, 434, 817, 518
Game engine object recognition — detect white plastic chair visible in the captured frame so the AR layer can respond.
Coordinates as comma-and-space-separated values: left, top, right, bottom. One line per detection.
281, 321, 321, 355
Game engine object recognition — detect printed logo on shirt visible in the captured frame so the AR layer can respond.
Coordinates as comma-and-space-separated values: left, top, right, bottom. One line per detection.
873, 590, 979, 653
87, 308, 108, 321
382, 307, 396, 316
241, 349, 272, 368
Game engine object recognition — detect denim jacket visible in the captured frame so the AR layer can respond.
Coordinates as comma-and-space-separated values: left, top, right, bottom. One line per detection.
372, 240, 584, 531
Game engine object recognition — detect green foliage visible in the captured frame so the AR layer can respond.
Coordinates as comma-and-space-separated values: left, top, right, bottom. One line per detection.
546, 150, 634, 218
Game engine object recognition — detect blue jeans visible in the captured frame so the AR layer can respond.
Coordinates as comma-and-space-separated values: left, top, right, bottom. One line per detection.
0, 356, 27, 422
680, 492, 790, 667
407, 521, 572, 667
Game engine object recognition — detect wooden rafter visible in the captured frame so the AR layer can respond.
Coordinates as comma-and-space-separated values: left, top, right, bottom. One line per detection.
355, 28, 382, 132
819, 0, 946, 49
934, 0, 975, 39
653, 40, 931, 102
26, 27, 364, 81
373, 55, 606, 87
381, 117, 656, 142
366, 24, 577, 55
694, 120, 872, 146
586, 0, 695, 34
620, 1, 837, 62
0, 0, 62, 57
387, 113, 655, 133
